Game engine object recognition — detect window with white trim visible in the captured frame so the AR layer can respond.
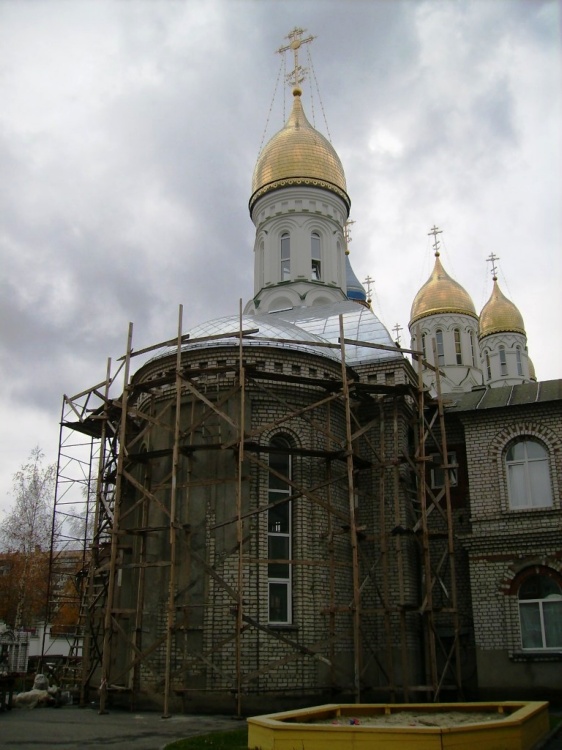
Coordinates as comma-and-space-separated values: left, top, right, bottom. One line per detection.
506, 438, 553, 509
311, 232, 321, 280
518, 573, 562, 650
435, 330, 445, 366
430, 451, 458, 489
470, 331, 477, 367
516, 346, 523, 376
485, 349, 491, 380
454, 329, 462, 365
499, 345, 507, 376
268, 436, 292, 624
280, 232, 290, 281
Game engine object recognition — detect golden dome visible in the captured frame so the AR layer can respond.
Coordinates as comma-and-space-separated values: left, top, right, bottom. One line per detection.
249, 89, 350, 214
479, 279, 525, 339
410, 254, 477, 325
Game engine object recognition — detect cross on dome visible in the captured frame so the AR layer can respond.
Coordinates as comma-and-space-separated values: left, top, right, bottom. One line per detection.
277, 27, 316, 93
486, 252, 500, 281
428, 225, 443, 256
364, 275, 374, 303
344, 219, 356, 255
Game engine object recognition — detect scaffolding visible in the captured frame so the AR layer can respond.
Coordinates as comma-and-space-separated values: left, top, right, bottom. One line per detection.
47, 304, 463, 713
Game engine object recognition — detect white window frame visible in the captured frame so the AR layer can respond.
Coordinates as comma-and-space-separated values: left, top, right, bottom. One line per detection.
280, 232, 290, 281
499, 345, 508, 376
435, 330, 445, 367
518, 574, 562, 651
430, 451, 458, 489
311, 231, 321, 280
267, 438, 292, 625
506, 438, 553, 509
454, 328, 462, 365
516, 346, 523, 376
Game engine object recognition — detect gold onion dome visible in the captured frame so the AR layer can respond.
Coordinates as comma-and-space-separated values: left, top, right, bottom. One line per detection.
249, 88, 350, 214
410, 254, 477, 325
479, 279, 525, 338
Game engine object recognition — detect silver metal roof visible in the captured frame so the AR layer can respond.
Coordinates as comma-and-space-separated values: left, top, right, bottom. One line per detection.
155, 301, 402, 366
177, 314, 341, 360
269, 301, 401, 365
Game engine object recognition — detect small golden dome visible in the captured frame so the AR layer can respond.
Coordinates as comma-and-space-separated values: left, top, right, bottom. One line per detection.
249, 89, 350, 213
410, 254, 477, 325
479, 279, 525, 338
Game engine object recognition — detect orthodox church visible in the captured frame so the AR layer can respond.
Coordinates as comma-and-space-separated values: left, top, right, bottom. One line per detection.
410, 232, 535, 394
77, 30, 561, 714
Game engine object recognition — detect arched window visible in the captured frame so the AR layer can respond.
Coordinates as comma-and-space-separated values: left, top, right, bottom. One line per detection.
470, 331, 477, 367
516, 346, 523, 376
506, 438, 553, 509
280, 232, 290, 281
421, 332, 427, 360
268, 436, 292, 624
518, 573, 562, 650
454, 328, 462, 365
311, 232, 321, 280
499, 345, 507, 376
485, 349, 491, 380
258, 240, 264, 288
435, 330, 445, 367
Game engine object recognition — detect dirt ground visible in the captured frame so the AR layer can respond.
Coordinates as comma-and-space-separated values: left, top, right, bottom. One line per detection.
0, 704, 243, 750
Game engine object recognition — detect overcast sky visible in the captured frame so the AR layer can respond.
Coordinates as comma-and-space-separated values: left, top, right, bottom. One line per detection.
0, 0, 560, 516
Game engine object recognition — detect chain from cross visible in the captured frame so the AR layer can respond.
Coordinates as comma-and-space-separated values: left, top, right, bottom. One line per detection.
428, 224, 443, 256
277, 27, 315, 90
486, 252, 500, 280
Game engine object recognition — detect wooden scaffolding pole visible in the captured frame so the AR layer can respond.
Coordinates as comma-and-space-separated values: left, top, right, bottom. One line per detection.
393, 396, 410, 702
418, 341, 438, 697
99, 323, 133, 714
81, 357, 112, 706
235, 300, 246, 716
377, 398, 395, 697
432, 342, 463, 699
339, 316, 361, 702
163, 305, 184, 717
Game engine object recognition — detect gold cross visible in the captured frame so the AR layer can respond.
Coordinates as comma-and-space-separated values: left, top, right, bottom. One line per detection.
277, 27, 315, 90
486, 252, 500, 281
344, 219, 356, 254
428, 224, 443, 256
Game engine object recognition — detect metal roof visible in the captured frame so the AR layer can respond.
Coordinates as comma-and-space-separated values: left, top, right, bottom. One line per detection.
444, 380, 562, 412
270, 301, 400, 365
152, 301, 402, 367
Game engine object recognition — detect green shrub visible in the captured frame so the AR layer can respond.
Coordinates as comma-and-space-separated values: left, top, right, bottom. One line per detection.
165, 727, 248, 750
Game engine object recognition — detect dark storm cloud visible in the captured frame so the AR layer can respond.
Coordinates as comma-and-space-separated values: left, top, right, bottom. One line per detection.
0, 0, 560, 512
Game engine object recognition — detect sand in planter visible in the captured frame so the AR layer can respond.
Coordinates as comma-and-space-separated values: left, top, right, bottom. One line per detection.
318, 711, 509, 728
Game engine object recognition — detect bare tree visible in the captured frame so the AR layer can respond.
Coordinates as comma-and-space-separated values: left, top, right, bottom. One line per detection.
0, 447, 56, 629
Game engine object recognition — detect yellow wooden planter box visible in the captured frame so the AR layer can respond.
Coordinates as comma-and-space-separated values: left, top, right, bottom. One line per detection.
247, 701, 549, 750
